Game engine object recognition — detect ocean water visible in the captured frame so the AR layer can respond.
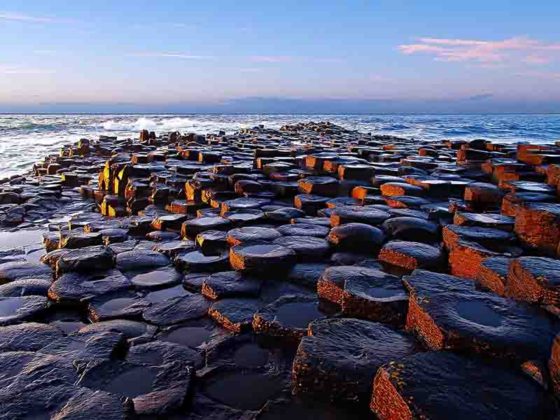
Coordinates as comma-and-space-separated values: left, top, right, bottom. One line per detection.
1, 113, 559, 178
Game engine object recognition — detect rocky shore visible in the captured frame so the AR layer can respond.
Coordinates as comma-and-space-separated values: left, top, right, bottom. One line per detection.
0, 121, 560, 418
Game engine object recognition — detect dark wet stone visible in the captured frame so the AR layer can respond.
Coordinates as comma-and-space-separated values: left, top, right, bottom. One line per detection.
221, 197, 271, 214
0, 352, 80, 419
130, 266, 182, 289
273, 236, 330, 261
88, 291, 151, 322
39, 330, 126, 363
298, 176, 339, 196
0, 278, 51, 297
144, 284, 189, 305
186, 393, 256, 419
382, 216, 440, 243
57, 245, 115, 274
293, 318, 417, 402
329, 251, 370, 265
507, 256, 560, 305
151, 214, 189, 232
79, 319, 156, 340
158, 319, 224, 349
265, 207, 306, 223
49, 269, 132, 304
388, 208, 430, 219
99, 228, 129, 245
253, 295, 325, 341
379, 241, 445, 272
287, 263, 330, 289
127, 339, 202, 372
182, 216, 232, 239
384, 195, 431, 209
115, 249, 169, 272
152, 239, 196, 257
201, 368, 286, 411
0, 295, 48, 326
258, 395, 368, 420
78, 356, 193, 416
175, 250, 230, 272
0, 322, 63, 352
226, 226, 282, 246
327, 223, 385, 253
145, 230, 180, 242
209, 298, 262, 332
321, 265, 408, 325
60, 231, 103, 249
326, 197, 361, 208
196, 230, 228, 254
330, 206, 390, 227
294, 194, 330, 215
41, 248, 71, 268
204, 334, 273, 370
223, 209, 265, 225
51, 387, 132, 420
108, 239, 137, 255
454, 211, 514, 231
202, 271, 261, 300
371, 351, 555, 420
143, 293, 210, 326
404, 269, 559, 363
502, 192, 556, 217
0, 260, 51, 283
442, 224, 515, 250
182, 273, 208, 292
277, 223, 329, 237
230, 243, 296, 275
463, 181, 502, 209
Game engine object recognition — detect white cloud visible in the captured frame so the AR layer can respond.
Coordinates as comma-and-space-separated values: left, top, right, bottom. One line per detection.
0, 65, 54, 75
0, 11, 75, 24
127, 52, 215, 60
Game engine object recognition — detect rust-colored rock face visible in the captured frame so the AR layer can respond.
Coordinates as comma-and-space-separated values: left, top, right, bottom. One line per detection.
514, 203, 560, 257
506, 256, 560, 305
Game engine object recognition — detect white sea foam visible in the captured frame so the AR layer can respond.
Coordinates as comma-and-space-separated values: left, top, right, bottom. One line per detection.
1, 113, 559, 178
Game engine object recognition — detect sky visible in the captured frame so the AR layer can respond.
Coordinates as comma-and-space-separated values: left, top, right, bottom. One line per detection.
1, 0, 560, 113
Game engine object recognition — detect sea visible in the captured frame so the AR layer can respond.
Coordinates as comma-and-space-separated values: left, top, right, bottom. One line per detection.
1, 113, 560, 179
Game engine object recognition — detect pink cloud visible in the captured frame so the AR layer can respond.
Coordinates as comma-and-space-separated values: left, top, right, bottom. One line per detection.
399, 36, 560, 65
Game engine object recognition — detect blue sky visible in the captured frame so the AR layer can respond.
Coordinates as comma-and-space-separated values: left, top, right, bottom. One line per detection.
1, 0, 560, 112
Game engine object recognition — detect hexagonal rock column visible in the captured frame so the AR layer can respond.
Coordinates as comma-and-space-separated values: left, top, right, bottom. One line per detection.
317, 265, 408, 326
476, 256, 511, 296
327, 223, 385, 254
404, 269, 559, 366
371, 352, 554, 419
378, 241, 445, 274
514, 202, 560, 257
230, 243, 296, 276
292, 318, 417, 403
463, 182, 502, 211
506, 256, 560, 306
442, 224, 519, 278
252, 295, 325, 342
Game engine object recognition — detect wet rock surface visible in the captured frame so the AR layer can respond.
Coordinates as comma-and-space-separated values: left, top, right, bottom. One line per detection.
292, 318, 417, 402
371, 351, 555, 419
1, 121, 560, 417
